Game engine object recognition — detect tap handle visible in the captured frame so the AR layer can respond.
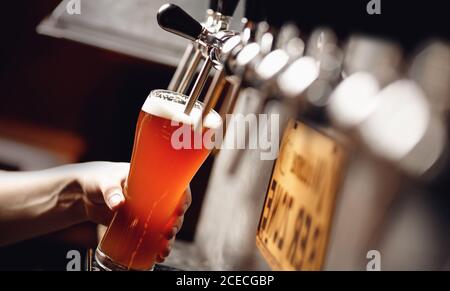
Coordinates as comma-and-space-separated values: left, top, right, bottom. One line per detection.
157, 4, 203, 42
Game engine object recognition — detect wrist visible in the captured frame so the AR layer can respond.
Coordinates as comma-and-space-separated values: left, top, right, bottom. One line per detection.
51, 164, 89, 224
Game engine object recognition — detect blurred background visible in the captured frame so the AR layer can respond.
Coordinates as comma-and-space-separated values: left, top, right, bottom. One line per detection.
0, 0, 447, 270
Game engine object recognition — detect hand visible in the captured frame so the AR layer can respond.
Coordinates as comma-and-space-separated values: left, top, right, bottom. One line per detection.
73, 161, 191, 262
74, 161, 129, 225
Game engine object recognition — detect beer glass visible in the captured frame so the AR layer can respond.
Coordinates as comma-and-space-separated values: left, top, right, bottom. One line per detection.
95, 89, 221, 271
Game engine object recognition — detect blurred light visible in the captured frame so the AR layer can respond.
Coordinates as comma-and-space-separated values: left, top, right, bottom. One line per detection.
275, 23, 304, 59
222, 35, 242, 55
410, 41, 450, 115
236, 42, 260, 66
306, 80, 333, 107
328, 72, 380, 130
318, 44, 344, 82
277, 56, 319, 98
276, 23, 300, 49
344, 36, 402, 87
360, 80, 429, 160
285, 38, 305, 59
256, 49, 289, 80
260, 32, 274, 55
359, 80, 446, 176
307, 27, 338, 59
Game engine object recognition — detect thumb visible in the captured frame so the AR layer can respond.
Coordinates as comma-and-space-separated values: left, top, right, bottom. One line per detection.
102, 186, 125, 211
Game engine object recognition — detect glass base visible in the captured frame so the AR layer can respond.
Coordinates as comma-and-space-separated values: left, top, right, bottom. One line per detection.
94, 247, 154, 271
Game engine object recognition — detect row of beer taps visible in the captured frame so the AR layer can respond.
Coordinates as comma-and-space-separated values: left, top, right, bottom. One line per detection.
157, 0, 450, 187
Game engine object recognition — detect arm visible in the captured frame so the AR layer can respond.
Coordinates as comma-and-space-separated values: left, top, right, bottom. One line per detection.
0, 162, 190, 263
0, 162, 127, 246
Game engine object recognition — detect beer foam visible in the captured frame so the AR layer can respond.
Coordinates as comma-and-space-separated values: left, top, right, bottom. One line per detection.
142, 90, 222, 129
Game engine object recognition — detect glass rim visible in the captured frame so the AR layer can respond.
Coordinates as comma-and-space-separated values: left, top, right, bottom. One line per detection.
148, 89, 221, 118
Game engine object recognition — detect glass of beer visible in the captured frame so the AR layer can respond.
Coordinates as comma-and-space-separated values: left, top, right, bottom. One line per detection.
95, 89, 221, 271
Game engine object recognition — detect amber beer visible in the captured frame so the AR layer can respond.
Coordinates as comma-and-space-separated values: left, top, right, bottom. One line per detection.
95, 90, 221, 271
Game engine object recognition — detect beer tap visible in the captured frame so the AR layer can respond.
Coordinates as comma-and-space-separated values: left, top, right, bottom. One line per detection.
157, 2, 240, 115
242, 21, 306, 120
207, 0, 220, 28
336, 42, 450, 271
225, 18, 305, 173
326, 36, 402, 136
327, 36, 403, 134
243, 2, 307, 112
163, 1, 240, 96
410, 41, 450, 123
295, 28, 343, 122
223, 27, 336, 172
199, 0, 269, 129
215, 0, 241, 31
207, 0, 274, 122
409, 41, 450, 184
167, 0, 220, 92
321, 37, 411, 271
219, 0, 287, 120
342, 36, 403, 87
193, 2, 293, 269
355, 41, 450, 180
242, 0, 267, 43
199, 35, 243, 128
272, 28, 338, 125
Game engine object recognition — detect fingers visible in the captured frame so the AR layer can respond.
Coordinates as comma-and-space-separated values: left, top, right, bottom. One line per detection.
156, 238, 174, 263
174, 216, 184, 234
176, 187, 192, 216
163, 216, 184, 240
176, 203, 189, 217
157, 188, 190, 263
83, 198, 114, 226
161, 187, 191, 240
78, 162, 129, 209
102, 187, 125, 211
99, 164, 129, 210
163, 226, 178, 240
160, 243, 172, 258
184, 186, 192, 207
